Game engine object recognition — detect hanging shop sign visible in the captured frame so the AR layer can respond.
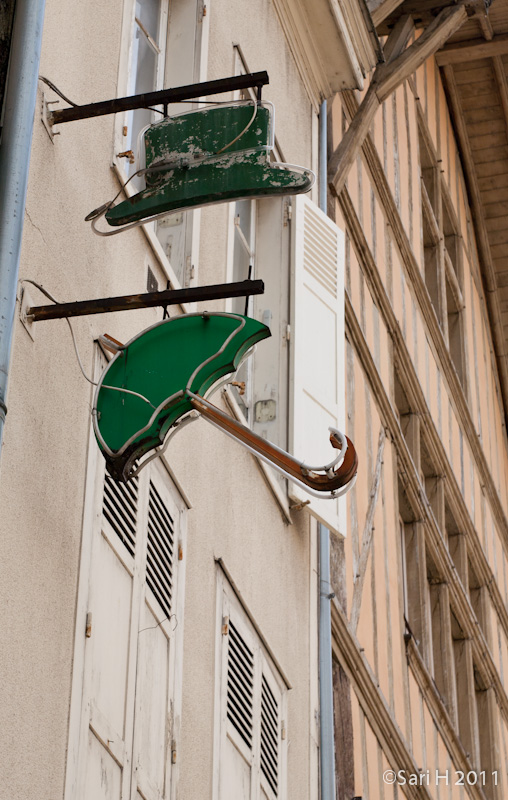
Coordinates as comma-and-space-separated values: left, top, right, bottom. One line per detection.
89, 103, 314, 231
93, 312, 357, 496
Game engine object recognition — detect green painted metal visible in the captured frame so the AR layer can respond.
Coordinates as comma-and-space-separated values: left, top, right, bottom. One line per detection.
93, 312, 270, 481
105, 104, 313, 226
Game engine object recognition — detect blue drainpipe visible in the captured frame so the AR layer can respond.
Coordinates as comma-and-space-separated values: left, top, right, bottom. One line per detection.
0, 0, 47, 460
318, 97, 337, 800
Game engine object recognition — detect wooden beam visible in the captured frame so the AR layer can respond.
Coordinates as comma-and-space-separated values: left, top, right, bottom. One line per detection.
25, 279, 265, 321
367, 0, 406, 27
350, 427, 386, 633
328, 5, 467, 196
436, 33, 508, 65
383, 14, 415, 63
441, 64, 508, 419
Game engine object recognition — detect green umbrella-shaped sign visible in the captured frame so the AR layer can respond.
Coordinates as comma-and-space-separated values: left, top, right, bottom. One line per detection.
93, 312, 357, 494
93, 312, 269, 480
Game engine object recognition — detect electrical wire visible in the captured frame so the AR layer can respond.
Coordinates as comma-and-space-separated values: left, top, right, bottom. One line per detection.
39, 76, 78, 107
19, 279, 155, 407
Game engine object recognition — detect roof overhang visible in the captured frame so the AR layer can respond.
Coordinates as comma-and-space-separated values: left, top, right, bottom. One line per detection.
274, 0, 382, 105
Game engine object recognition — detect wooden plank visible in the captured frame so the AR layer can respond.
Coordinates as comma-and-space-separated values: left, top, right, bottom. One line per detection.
485, 215, 508, 232
376, 6, 467, 102
328, 5, 467, 197
460, 92, 502, 112
469, 131, 508, 151
367, 0, 406, 27
436, 33, 508, 65
483, 198, 508, 218
463, 104, 505, 125
456, 79, 498, 99
473, 145, 508, 164
350, 427, 386, 633
453, 54, 492, 72
478, 172, 508, 192
490, 242, 508, 259
484, 226, 508, 246
454, 62, 493, 86
383, 14, 415, 63
467, 117, 506, 138
474, 160, 508, 179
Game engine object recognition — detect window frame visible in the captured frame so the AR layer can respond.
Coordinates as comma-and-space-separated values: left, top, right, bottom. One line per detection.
112, 0, 207, 293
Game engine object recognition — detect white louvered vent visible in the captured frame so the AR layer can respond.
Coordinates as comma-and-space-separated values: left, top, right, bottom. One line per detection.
302, 202, 338, 297
146, 481, 175, 619
102, 475, 138, 556
261, 675, 279, 796
227, 621, 254, 749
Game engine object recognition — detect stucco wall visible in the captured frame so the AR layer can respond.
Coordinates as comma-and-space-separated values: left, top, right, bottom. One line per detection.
0, 1, 322, 799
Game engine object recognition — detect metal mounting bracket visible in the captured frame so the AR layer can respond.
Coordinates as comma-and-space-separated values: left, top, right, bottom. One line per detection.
43, 72, 269, 128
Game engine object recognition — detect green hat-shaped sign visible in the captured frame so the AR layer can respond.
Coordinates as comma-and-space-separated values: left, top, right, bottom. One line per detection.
93, 312, 270, 481
103, 103, 314, 228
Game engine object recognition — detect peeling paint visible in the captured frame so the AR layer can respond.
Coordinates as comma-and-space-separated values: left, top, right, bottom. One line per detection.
106, 103, 314, 227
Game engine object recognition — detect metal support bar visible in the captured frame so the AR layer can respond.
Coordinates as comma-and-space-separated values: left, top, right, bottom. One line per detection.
26, 279, 265, 322
47, 72, 269, 126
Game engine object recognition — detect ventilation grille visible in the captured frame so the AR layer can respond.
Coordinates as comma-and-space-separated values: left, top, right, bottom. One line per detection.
146, 481, 175, 619
227, 621, 254, 749
261, 675, 279, 796
102, 475, 138, 556
303, 204, 338, 297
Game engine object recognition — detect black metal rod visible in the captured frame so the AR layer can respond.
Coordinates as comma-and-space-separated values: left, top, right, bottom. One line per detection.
48, 72, 269, 126
26, 279, 265, 322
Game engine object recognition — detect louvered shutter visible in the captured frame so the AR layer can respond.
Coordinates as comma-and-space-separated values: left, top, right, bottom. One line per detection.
102, 474, 139, 557
218, 588, 287, 800
227, 620, 255, 750
74, 454, 185, 800
290, 194, 346, 535
131, 465, 182, 800
146, 479, 175, 619
220, 604, 257, 799
260, 668, 280, 799
80, 467, 143, 800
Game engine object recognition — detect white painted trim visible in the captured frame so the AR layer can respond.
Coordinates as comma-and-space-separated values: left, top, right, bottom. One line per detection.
63, 351, 104, 800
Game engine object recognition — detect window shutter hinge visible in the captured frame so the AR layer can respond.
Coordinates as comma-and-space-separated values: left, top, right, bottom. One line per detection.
222, 615, 229, 635
284, 201, 292, 226
85, 612, 92, 639
178, 541, 183, 561
171, 740, 177, 763
285, 324, 291, 342
281, 721, 286, 740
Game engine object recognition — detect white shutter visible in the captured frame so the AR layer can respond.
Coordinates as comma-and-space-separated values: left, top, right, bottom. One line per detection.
218, 587, 287, 800
79, 467, 145, 800
220, 601, 257, 800
73, 457, 185, 800
131, 466, 181, 800
259, 665, 282, 799
290, 194, 346, 535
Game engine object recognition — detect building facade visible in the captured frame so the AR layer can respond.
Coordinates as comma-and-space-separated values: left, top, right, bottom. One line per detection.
2, 0, 508, 800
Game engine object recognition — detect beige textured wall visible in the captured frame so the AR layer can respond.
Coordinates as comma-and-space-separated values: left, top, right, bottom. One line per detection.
0, 1, 320, 799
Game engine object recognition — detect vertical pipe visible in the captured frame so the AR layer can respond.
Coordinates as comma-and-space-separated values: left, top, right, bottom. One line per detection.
318, 98, 336, 800
0, 0, 46, 459
319, 522, 336, 800
319, 99, 328, 214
